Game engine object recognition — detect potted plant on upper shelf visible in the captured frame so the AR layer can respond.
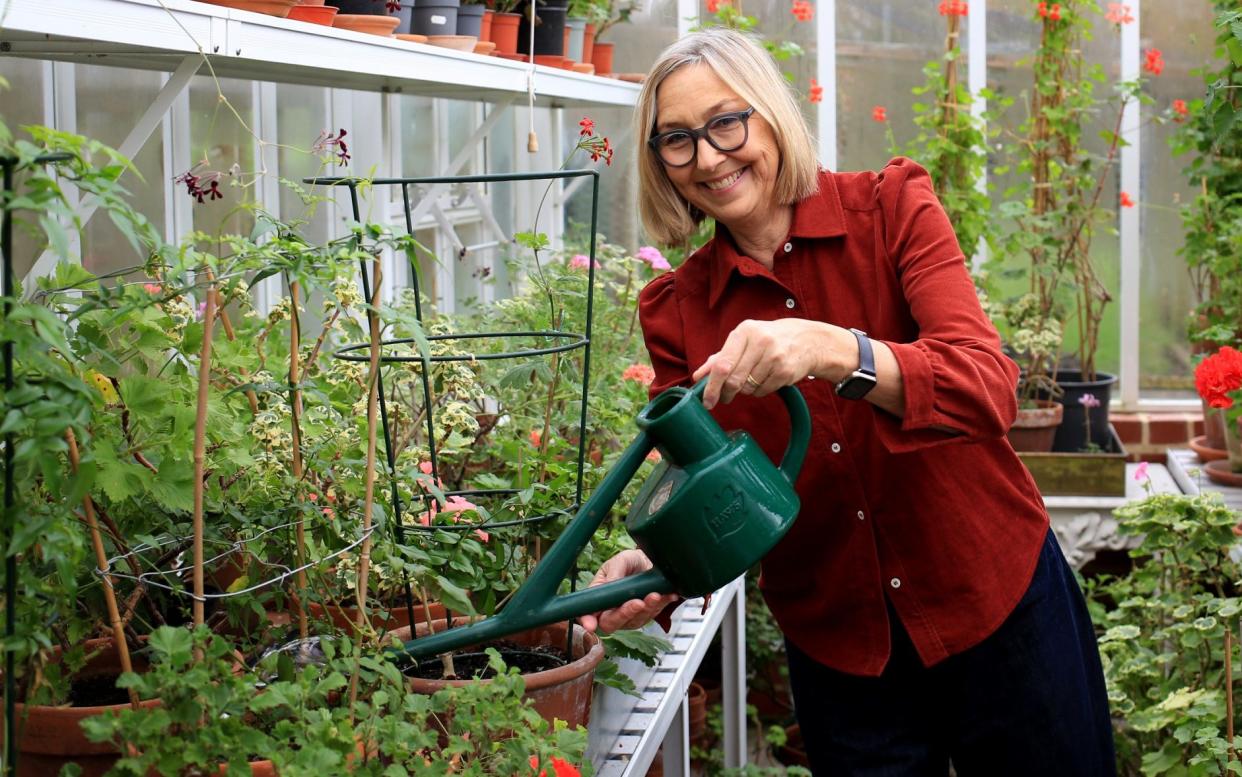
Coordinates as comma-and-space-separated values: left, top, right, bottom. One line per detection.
990, 0, 1153, 459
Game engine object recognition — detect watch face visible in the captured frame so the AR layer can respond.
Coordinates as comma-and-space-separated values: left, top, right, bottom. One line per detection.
836, 374, 877, 400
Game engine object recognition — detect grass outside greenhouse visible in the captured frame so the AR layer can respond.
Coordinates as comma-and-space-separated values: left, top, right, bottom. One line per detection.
3, 0, 1242, 775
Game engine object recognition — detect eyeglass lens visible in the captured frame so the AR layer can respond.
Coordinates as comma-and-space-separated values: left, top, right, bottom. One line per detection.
654, 113, 749, 167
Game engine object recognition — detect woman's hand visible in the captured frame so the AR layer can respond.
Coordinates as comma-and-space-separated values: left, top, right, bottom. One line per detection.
692, 318, 853, 409
579, 549, 681, 634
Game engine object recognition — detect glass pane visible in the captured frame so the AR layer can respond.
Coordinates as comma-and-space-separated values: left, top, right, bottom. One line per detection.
1140, 1, 1216, 397
400, 95, 436, 175
837, 1, 944, 172
75, 64, 167, 279
189, 76, 255, 238
277, 84, 332, 246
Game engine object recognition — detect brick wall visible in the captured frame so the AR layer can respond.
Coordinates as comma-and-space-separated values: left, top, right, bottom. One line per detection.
1112, 411, 1204, 463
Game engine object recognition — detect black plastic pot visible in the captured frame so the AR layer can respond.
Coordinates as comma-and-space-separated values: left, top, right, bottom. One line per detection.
457, 3, 486, 37
413, 0, 461, 36
395, 2, 414, 33
517, 1, 568, 56
327, 0, 390, 14
1051, 370, 1118, 453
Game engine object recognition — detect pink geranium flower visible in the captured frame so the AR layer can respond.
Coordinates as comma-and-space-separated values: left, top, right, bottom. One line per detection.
569, 254, 600, 270
636, 246, 671, 271
622, 363, 656, 386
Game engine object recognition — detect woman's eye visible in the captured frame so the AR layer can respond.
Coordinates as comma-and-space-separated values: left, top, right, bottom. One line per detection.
661, 132, 692, 148
712, 116, 741, 130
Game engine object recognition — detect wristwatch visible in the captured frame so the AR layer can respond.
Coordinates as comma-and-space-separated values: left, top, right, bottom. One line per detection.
835, 328, 878, 400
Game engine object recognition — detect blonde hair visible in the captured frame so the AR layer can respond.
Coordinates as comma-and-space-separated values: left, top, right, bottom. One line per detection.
635, 28, 820, 246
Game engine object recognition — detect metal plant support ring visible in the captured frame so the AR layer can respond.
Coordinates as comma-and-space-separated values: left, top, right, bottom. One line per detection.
306, 169, 601, 649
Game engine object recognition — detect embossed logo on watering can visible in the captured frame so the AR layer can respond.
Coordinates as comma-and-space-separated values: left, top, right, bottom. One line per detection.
706, 483, 746, 541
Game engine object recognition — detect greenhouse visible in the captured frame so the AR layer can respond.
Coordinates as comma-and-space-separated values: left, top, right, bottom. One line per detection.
0, 0, 1240, 775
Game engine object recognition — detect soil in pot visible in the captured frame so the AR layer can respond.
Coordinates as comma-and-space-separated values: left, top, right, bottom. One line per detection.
405, 640, 565, 678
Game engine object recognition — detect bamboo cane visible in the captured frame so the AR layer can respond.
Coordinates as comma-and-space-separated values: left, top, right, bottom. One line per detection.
348, 259, 382, 715
289, 280, 309, 641
66, 429, 140, 709
192, 285, 218, 641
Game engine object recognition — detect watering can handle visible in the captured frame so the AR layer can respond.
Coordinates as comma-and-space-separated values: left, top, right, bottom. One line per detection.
688, 378, 811, 485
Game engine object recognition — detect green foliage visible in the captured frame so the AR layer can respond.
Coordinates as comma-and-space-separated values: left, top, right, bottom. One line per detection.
82, 626, 590, 776
1091, 491, 1242, 774
1172, 2, 1242, 350
888, 15, 1005, 267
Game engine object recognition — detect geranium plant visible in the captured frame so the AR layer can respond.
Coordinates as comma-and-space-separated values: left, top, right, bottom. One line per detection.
1195, 345, 1242, 472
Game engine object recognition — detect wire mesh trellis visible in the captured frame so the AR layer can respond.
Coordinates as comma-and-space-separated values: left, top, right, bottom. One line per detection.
305, 169, 601, 655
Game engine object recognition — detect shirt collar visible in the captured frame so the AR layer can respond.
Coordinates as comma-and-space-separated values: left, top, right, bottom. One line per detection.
706, 170, 846, 309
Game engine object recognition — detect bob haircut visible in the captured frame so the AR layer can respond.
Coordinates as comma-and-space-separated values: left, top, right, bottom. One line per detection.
635, 28, 820, 246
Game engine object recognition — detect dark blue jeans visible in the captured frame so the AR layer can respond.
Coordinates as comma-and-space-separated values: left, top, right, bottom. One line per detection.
785, 529, 1115, 776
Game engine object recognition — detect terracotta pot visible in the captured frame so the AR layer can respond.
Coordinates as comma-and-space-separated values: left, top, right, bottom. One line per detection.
687, 681, 707, 743
288, 4, 338, 22
1006, 400, 1064, 453
580, 22, 595, 65
394, 619, 603, 729
591, 41, 614, 76
775, 723, 810, 768
198, 0, 297, 15
490, 12, 522, 54
1204, 399, 1229, 451
480, 9, 494, 41
308, 599, 446, 633
13, 638, 158, 777
1207, 459, 1242, 487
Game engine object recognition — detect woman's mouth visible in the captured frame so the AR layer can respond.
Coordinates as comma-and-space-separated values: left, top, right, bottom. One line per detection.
702, 167, 747, 192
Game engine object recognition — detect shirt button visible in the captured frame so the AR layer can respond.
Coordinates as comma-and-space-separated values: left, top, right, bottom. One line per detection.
890, 577, 902, 589
783, 242, 793, 253
831, 443, 842, 453
856, 509, 865, 520
784, 298, 796, 309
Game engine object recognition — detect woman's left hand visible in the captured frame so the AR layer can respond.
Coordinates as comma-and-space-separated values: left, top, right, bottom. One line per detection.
692, 318, 855, 409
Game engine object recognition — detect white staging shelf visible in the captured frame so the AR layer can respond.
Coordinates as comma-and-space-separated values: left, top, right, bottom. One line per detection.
0, 0, 640, 107
590, 576, 747, 777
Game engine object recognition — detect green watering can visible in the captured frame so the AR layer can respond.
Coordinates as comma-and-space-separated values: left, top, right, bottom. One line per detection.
396, 379, 811, 661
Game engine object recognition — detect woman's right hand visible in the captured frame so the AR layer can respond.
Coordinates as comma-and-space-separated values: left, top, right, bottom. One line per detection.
579, 549, 680, 634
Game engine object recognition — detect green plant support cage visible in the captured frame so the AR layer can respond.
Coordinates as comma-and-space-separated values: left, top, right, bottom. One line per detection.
305, 169, 601, 654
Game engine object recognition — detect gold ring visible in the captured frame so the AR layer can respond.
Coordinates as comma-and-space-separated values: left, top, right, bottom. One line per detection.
745, 374, 761, 388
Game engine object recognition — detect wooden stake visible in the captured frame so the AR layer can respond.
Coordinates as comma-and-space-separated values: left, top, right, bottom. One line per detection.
66, 429, 139, 709
289, 281, 309, 642
348, 259, 382, 715
192, 284, 217, 638
1228, 622, 1236, 762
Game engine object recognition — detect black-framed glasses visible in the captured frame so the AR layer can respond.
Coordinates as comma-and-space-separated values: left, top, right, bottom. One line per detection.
647, 107, 756, 168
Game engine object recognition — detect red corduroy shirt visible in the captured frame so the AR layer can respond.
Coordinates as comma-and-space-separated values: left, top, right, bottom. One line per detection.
638, 158, 1050, 677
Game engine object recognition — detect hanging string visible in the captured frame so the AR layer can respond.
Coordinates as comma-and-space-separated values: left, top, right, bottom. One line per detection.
527, 0, 539, 153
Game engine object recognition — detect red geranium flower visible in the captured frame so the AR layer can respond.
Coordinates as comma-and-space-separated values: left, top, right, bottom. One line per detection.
1119, 192, 1135, 208
1144, 48, 1165, 76
578, 116, 595, 137
938, 0, 967, 17
1037, 2, 1062, 21
791, 0, 813, 21
808, 78, 823, 104
1173, 99, 1189, 120
1196, 347, 1242, 410
871, 105, 887, 123
1105, 2, 1133, 24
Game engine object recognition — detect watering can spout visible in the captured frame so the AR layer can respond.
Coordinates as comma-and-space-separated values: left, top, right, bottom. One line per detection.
392, 379, 810, 663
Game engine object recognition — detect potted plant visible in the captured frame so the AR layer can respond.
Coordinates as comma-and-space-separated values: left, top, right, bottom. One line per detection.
1172, 1, 1242, 458
488, 0, 525, 55
1194, 345, 1242, 486
991, 0, 1152, 453
1092, 481, 1242, 773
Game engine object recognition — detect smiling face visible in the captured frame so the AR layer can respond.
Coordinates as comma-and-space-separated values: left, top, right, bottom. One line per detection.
653, 63, 783, 235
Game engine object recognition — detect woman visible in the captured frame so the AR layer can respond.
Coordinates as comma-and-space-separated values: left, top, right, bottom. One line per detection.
578, 28, 1115, 776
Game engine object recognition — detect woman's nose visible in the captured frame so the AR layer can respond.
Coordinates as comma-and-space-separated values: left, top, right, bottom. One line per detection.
695, 136, 727, 169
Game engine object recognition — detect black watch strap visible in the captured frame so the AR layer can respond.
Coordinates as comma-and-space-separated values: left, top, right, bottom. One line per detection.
835, 328, 878, 400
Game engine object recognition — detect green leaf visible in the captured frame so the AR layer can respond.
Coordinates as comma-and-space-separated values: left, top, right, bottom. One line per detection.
433, 575, 476, 615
